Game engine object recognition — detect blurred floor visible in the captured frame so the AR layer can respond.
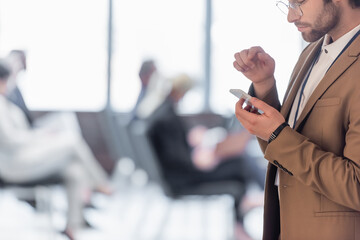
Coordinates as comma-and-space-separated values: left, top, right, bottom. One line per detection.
0, 135, 266, 240
0, 182, 263, 240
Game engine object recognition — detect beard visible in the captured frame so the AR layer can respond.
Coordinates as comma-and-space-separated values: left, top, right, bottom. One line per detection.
300, 1, 340, 42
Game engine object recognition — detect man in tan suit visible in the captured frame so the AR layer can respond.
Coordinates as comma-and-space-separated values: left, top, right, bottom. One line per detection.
232, 0, 360, 239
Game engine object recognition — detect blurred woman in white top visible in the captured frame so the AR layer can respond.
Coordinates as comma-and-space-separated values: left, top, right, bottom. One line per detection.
0, 59, 111, 240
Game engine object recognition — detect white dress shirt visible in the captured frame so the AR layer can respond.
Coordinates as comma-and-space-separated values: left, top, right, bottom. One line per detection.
288, 24, 360, 129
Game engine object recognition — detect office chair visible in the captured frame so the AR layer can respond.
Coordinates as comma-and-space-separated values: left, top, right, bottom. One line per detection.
126, 119, 245, 240
0, 175, 62, 211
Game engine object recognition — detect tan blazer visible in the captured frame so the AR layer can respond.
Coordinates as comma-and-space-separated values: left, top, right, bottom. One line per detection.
258, 35, 360, 240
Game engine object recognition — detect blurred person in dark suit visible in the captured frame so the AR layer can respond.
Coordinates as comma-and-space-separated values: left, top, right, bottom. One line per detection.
148, 74, 265, 190
147, 74, 265, 230
0, 60, 112, 240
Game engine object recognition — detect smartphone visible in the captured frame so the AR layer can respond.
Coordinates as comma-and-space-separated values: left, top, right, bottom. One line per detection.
229, 89, 252, 104
229, 88, 263, 114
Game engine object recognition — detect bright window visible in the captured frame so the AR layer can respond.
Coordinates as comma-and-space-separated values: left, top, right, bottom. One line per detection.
0, 0, 303, 113
111, 0, 205, 114
211, 0, 303, 115
0, 0, 108, 111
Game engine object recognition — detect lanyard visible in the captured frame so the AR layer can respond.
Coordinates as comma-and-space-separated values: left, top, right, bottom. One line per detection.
292, 29, 360, 128
292, 48, 320, 128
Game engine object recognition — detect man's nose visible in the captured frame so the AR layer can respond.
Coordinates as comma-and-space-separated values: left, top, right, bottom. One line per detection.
287, 8, 301, 23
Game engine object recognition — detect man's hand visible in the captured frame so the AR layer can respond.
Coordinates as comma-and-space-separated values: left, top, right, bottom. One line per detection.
235, 97, 285, 141
233, 46, 276, 98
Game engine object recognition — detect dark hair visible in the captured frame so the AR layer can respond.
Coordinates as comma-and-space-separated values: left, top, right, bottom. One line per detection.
349, 0, 360, 8
0, 60, 11, 81
8, 49, 27, 70
139, 60, 155, 79
325, 0, 360, 7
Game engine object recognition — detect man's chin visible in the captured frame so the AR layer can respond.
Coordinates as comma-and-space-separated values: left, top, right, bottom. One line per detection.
301, 32, 324, 43
301, 33, 311, 43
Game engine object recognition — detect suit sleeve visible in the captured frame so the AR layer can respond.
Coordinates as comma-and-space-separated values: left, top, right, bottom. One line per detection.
249, 82, 281, 154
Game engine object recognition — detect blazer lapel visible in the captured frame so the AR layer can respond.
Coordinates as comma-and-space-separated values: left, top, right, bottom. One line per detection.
280, 40, 323, 119
293, 36, 360, 130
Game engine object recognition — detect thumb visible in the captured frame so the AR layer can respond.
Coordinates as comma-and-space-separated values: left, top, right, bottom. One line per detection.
249, 97, 272, 113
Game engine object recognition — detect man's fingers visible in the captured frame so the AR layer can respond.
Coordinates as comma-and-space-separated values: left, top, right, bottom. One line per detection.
239, 46, 265, 70
234, 52, 243, 62
235, 103, 259, 131
234, 50, 253, 71
234, 47, 270, 73
240, 50, 255, 69
249, 97, 273, 114
237, 98, 246, 106
244, 105, 253, 112
233, 61, 245, 72
257, 52, 274, 66
247, 46, 264, 62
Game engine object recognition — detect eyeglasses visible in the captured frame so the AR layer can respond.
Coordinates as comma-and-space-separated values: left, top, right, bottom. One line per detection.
276, 0, 305, 17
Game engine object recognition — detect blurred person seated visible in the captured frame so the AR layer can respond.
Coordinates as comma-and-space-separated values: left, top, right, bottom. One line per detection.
188, 114, 266, 221
4, 49, 82, 134
0, 60, 112, 240
146, 73, 266, 221
132, 59, 157, 116
6, 50, 33, 125
131, 59, 159, 121
135, 60, 172, 120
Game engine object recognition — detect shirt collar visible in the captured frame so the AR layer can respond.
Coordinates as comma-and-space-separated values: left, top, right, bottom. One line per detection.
321, 23, 360, 61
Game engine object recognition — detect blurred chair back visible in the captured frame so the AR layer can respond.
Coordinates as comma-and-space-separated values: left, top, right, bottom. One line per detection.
127, 118, 246, 202
76, 110, 119, 173
114, 113, 139, 165
127, 119, 172, 195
